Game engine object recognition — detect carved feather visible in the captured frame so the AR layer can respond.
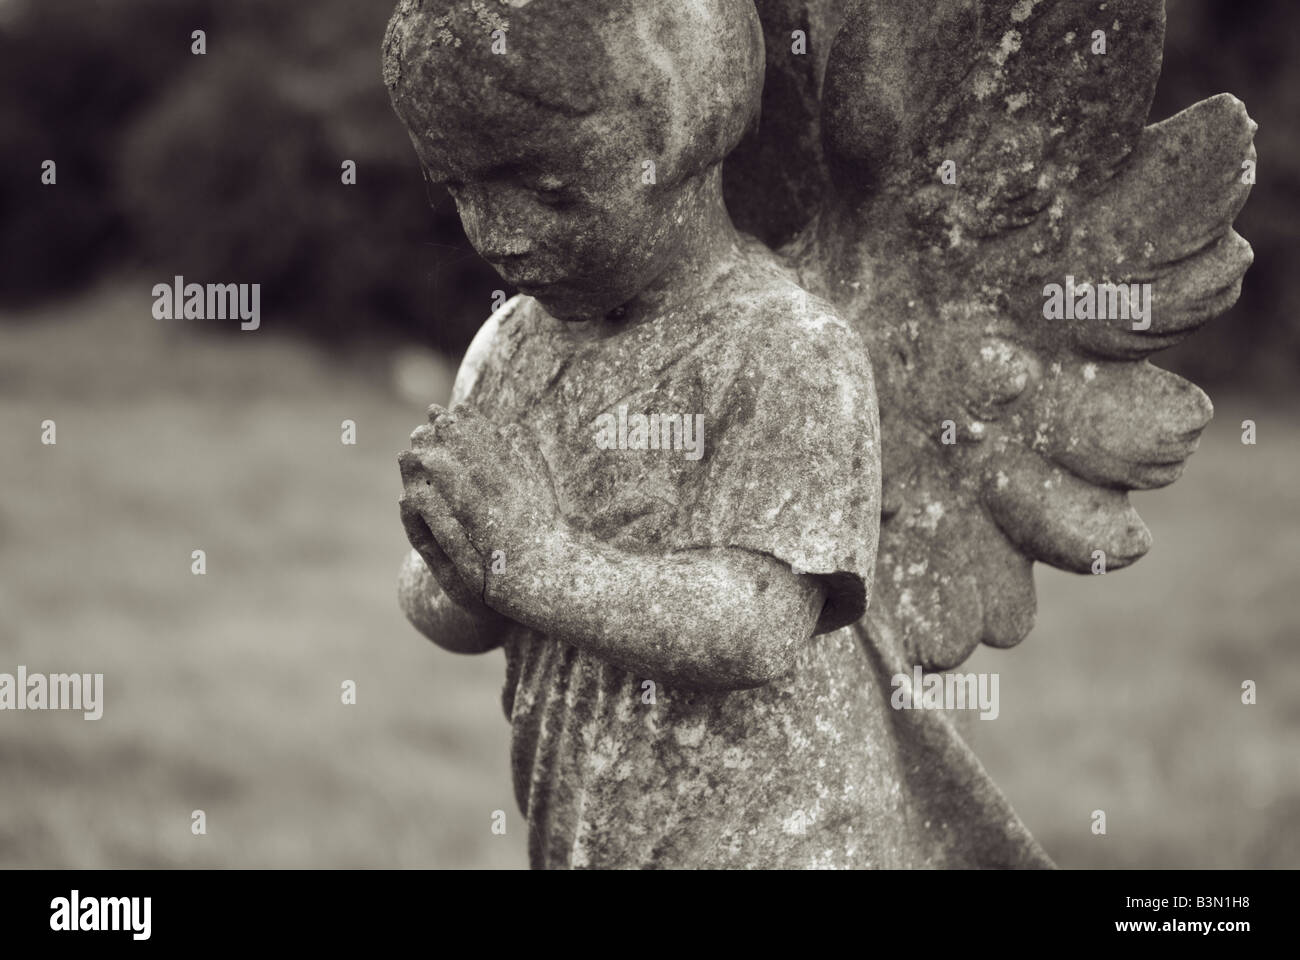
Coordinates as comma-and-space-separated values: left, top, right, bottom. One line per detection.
776, 0, 1256, 668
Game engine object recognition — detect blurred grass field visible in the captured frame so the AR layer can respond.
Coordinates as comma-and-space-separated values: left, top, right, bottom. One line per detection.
0, 281, 525, 868
1, 281, 1296, 869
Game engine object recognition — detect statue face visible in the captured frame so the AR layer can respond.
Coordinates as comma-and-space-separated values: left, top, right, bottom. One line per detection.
383, 0, 764, 320
432, 122, 695, 322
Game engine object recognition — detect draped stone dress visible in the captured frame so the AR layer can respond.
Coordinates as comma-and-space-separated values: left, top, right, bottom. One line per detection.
451, 252, 1050, 868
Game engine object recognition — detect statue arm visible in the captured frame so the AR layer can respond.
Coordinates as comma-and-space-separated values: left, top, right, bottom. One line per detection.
487, 528, 827, 691
398, 548, 506, 654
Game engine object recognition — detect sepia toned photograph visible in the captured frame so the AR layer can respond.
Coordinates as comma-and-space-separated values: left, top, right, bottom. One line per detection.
0, 0, 1296, 904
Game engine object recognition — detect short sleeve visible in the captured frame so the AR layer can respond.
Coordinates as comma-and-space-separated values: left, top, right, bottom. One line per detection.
685, 304, 881, 634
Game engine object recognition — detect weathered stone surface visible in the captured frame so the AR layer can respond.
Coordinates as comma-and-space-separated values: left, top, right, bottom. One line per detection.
388, 0, 890, 867
386, 0, 1254, 868
789, 0, 1255, 670
383, 0, 765, 325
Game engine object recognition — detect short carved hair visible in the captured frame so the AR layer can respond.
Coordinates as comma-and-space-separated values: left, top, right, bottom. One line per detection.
383, 0, 763, 184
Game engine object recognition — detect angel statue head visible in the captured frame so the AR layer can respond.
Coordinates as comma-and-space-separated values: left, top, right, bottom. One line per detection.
382, 0, 764, 321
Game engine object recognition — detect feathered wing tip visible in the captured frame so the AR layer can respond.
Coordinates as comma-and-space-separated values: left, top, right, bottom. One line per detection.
1059, 93, 1257, 359
793, 0, 1255, 669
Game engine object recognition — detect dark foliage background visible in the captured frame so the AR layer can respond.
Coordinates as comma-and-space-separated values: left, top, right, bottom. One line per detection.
0, 0, 498, 356
1153, 1, 1299, 389
0, 0, 1295, 383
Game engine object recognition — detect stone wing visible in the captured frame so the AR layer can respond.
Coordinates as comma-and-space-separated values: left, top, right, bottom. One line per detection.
789, 0, 1256, 668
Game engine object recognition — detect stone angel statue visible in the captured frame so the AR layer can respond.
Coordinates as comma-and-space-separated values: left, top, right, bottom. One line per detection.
385, 0, 1254, 868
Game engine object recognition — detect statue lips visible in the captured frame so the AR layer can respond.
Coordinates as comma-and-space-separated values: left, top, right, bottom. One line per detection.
488, 257, 569, 296
504, 268, 599, 303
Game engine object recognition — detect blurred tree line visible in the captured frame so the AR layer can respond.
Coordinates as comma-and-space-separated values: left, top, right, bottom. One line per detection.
1154, 0, 1299, 390
0, 0, 1295, 387
0, 0, 499, 355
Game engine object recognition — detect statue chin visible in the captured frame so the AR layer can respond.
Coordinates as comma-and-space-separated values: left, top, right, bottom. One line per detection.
526, 293, 605, 324
497, 277, 601, 323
